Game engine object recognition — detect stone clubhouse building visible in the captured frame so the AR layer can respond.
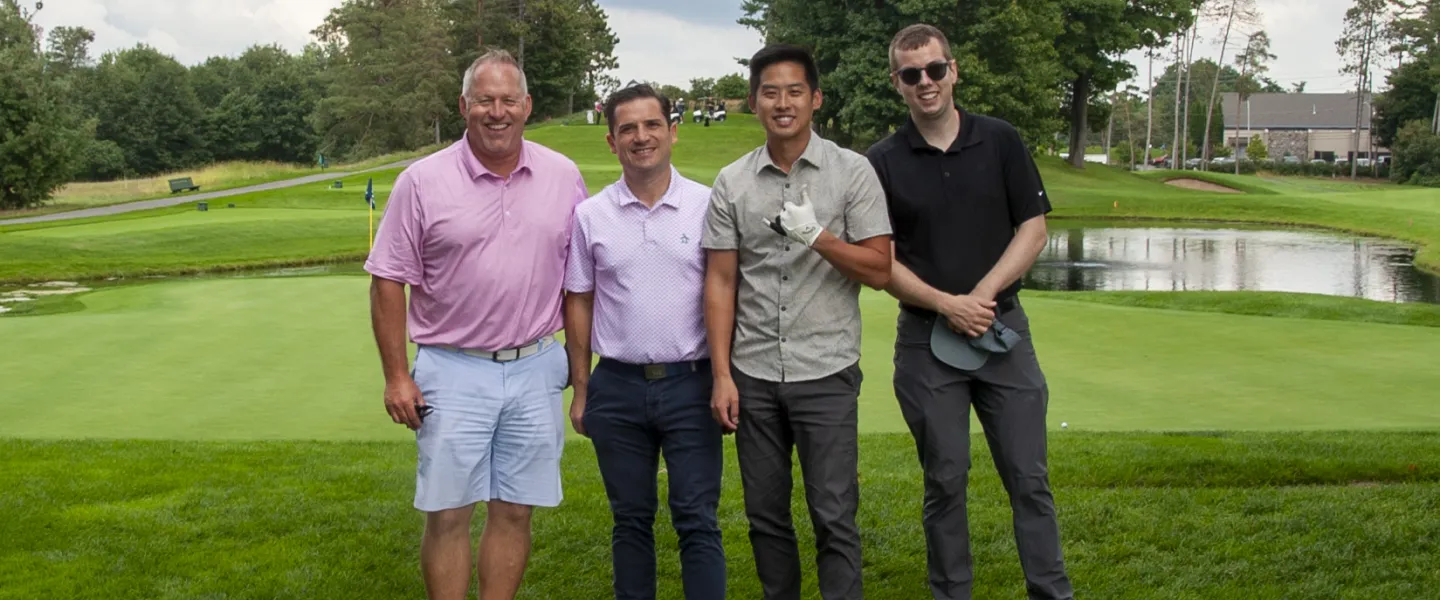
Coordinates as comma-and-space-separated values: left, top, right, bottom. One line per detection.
1219, 92, 1387, 163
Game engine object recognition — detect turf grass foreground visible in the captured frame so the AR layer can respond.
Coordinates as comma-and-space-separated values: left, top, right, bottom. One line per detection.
2, 433, 1436, 599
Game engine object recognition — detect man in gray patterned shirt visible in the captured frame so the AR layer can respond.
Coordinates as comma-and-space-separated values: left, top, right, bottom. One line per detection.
701, 44, 893, 600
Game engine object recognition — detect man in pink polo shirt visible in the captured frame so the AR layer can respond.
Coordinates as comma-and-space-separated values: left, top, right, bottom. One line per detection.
563, 84, 724, 600
364, 49, 587, 600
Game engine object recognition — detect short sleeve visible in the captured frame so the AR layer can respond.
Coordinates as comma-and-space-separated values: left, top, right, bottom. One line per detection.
701, 173, 738, 250
364, 170, 424, 286
563, 208, 595, 293
864, 146, 898, 232
843, 157, 893, 243
572, 172, 589, 207
1001, 126, 1051, 226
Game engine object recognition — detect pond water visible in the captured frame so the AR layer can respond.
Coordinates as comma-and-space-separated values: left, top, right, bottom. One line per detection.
1024, 222, 1440, 304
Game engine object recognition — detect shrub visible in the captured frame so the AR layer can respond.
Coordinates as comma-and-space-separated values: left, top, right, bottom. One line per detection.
1391, 119, 1440, 187
1247, 135, 1268, 160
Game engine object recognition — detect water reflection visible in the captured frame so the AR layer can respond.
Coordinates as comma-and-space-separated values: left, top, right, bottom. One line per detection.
1024, 224, 1440, 304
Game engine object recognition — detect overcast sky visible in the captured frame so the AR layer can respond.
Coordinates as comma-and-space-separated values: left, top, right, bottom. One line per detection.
28, 0, 1368, 94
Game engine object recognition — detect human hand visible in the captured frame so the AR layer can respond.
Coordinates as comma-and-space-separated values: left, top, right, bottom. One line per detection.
384, 375, 426, 431
765, 184, 824, 247
711, 376, 740, 433
570, 385, 588, 437
937, 294, 997, 338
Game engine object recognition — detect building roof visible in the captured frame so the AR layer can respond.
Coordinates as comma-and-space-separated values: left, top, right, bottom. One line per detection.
1220, 92, 1374, 130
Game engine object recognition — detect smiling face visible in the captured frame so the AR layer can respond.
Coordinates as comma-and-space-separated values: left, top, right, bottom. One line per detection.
891, 38, 957, 120
459, 61, 532, 163
750, 61, 822, 143
607, 96, 676, 178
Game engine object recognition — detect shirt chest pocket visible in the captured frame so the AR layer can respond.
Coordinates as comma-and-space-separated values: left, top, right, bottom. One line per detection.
739, 183, 847, 242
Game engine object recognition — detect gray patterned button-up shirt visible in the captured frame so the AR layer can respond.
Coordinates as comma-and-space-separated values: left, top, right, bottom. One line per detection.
701, 133, 892, 383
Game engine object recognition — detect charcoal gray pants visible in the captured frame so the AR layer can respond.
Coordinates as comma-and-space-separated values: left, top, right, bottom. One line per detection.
733, 363, 863, 600
893, 305, 1073, 600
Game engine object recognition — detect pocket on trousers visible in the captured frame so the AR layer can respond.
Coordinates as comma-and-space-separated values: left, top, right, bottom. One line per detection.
894, 311, 932, 348
548, 343, 569, 393
582, 365, 603, 416
846, 363, 864, 392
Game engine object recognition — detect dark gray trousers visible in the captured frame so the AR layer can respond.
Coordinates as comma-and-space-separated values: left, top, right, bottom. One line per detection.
733, 364, 863, 600
893, 306, 1073, 600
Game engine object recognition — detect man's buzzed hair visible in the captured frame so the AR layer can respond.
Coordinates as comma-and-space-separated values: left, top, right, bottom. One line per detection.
889, 24, 954, 72
463, 48, 528, 100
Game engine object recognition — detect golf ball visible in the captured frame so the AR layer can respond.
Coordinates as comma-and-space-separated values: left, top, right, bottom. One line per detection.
1061, 422, 1068, 429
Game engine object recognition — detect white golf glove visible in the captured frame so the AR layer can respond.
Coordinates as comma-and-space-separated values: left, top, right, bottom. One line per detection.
766, 185, 824, 247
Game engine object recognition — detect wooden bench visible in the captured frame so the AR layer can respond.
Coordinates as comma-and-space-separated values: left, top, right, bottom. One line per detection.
168, 177, 200, 193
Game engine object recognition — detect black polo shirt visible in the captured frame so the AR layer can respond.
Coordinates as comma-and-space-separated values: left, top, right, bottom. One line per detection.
866, 108, 1050, 316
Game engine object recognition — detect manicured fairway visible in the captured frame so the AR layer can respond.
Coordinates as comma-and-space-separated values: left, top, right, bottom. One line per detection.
4, 275, 1440, 440
3, 433, 1437, 600
6, 114, 1440, 283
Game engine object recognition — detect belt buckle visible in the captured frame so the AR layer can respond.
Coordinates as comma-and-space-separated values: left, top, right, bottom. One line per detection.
494, 348, 520, 362
644, 364, 666, 380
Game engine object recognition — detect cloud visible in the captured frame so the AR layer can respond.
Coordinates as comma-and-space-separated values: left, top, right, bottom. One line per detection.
1121, 0, 1361, 94
604, 6, 765, 90
599, 0, 742, 28
32, 0, 342, 65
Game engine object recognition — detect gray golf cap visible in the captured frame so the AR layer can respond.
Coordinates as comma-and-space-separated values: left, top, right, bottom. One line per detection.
930, 316, 1023, 371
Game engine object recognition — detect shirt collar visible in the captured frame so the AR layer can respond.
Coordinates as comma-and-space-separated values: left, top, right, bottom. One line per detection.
613, 166, 684, 209
459, 132, 532, 181
900, 106, 981, 154
755, 130, 825, 174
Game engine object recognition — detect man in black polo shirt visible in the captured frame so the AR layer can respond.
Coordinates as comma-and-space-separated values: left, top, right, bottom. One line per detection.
866, 24, 1074, 600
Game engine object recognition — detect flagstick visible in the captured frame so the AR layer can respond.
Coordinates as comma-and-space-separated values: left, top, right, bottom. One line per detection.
368, 205, 374, 251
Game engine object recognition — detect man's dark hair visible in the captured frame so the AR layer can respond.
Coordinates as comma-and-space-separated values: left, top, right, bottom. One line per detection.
748, 44, 820, 97
603, 84, 673, 133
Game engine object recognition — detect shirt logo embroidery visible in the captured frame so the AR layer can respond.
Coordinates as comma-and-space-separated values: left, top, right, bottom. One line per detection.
680, 234, 690, 244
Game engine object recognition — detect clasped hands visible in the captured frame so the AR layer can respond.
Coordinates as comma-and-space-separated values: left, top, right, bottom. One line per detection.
937, 293, 998, 338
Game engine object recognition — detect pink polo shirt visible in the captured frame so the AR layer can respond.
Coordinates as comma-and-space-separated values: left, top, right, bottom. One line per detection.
563, 168, 710, 364
365, 135, 588, 351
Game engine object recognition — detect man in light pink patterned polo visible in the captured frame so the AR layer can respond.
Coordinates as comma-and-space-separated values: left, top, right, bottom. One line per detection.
563, 84, 725, 600
365, 49, 587, 600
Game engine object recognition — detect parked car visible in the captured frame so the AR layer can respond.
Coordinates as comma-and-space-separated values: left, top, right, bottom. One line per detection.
1281, 155, 1301, 164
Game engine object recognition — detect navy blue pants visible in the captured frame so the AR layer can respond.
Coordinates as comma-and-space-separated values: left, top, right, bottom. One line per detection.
583, 358, 726, 600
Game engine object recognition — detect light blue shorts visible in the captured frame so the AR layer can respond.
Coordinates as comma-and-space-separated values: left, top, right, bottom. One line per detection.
410, 337, 568, 512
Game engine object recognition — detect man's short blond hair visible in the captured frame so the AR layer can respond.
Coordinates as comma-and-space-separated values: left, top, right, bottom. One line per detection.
889, 24, 954, 72
463, 49, 528, 100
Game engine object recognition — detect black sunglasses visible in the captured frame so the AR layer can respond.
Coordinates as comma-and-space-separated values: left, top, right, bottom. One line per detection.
895, 61, 949, 86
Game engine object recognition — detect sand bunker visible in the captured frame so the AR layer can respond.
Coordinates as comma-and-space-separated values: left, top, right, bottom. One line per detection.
0, 297, 34, 303
1164, 178, 1243, 193
17, 287, 91, 296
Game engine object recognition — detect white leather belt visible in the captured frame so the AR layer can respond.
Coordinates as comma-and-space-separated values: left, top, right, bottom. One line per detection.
432, 336, 550, 363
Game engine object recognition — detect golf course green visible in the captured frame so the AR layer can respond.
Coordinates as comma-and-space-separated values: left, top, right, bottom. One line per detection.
4, 114, 1439, 599
3, 276, 1440, 440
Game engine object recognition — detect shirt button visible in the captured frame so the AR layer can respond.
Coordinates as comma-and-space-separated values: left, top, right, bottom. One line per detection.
782, 276, 789, 281
781, 337, 787, 343
944, 172, 950, 177
781, 306, 787, 312
785, 246, 791, 252
785, 183, 791, 189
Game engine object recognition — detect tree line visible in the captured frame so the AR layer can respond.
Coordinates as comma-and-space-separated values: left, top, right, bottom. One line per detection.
0, 0, 618, 210
739, 0, 1440, 185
